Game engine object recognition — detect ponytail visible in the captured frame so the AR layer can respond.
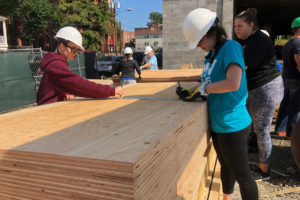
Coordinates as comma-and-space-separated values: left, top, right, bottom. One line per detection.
205, 18, 227, 63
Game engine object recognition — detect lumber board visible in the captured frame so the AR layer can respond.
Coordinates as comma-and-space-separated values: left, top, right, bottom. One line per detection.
0, 82, 209, 199
208, 161, 222, 200
112, 69, 203, 84
180, 63, 194, 69
177, 132, 210, 198
259, 187, 300, 198
177, 138, 218, 200
199, 142, 217, 200
133, 99, 208, 199
88, 79, 114, 86
205, 142, 217, 179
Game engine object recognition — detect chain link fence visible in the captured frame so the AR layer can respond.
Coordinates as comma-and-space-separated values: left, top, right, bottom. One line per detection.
28, 48, 44, 91
27, 48, 88, 92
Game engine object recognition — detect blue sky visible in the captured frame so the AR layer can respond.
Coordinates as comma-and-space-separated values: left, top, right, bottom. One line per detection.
115, 0, 162, 32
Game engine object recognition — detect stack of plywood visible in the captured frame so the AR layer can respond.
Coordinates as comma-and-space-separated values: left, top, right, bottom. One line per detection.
112, 69, 203, 85
0, 82, 216, 200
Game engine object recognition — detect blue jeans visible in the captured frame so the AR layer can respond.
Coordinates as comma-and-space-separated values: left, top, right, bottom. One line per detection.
275, 78, 300, 137
120, 77, 136, 85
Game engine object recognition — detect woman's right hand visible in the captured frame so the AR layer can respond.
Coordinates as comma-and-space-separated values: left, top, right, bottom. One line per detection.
115, 86, 124, 96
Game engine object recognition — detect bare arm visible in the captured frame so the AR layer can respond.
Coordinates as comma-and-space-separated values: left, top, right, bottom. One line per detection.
141, 62, 152, 69
206, 63, 242, 94
294, 54, 300, 72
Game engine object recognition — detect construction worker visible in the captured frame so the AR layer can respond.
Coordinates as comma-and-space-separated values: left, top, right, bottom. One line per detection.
275, 17, 300, 140
181, 8, 258, 200
234, 9, 283, 181
37, 26, 123, 105
140, 46, 158, 70
115, 47, 141, 85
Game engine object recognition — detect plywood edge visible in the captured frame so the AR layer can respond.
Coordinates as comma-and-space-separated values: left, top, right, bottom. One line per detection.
208, 161, 222, 200
0, 149, 134, 174
177, 133, 211, 200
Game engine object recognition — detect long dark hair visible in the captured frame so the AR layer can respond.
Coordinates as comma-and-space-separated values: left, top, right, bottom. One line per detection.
235, 8, 258, 29
205, 18, 227, 63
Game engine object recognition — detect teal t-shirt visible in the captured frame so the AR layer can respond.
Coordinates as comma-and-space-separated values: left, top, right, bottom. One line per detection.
201, 40, 251, 133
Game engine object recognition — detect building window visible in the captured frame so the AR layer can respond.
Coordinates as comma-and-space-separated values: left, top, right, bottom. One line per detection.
0, 21, 3, 36
144, 42, 149, 46
154, 41, 158, 46
154, 34, 159, 38
144, 35, 149, 39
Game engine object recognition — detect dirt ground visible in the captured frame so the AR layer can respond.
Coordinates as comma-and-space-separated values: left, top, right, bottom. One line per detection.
232, 120, 300, 200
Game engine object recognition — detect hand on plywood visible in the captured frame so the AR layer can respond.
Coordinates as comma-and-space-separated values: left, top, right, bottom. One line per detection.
115, 86, 124, 97
176, 82, 206, 102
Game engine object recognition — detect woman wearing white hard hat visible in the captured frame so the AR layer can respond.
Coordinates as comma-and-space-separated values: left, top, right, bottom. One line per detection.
37, 26, 123, 105
114, 47, 141, 85
140, 46, 158, 70
181, 8, 258, 200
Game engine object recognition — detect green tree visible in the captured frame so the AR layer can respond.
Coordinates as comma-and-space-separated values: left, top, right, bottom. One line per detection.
0, 0, 64, 48
58, 0, 113, 50
115, 21, 123, 52
146, 12, 162, 27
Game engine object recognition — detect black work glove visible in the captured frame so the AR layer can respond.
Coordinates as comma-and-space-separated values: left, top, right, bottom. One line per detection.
176, 86, 193, 99
181, 85, 206, 102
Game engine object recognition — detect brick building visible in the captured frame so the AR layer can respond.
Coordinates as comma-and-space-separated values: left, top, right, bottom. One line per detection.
122, 30, 135, 48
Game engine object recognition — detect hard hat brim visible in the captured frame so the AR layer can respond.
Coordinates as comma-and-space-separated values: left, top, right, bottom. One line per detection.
54, 36, 85, 51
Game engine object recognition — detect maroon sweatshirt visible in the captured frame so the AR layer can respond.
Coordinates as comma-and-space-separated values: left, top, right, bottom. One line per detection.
37, 52, 115, 105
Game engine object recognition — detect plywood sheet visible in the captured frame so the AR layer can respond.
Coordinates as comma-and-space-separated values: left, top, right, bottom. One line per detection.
112, 69, 203, 84
0, 82, 209, 199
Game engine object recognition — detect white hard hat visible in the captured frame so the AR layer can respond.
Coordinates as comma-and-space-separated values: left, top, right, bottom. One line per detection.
183, 8, 217, 49
144, 46, 153, 54
124, 47, 133, 54
260, 29, 270, 37
54, 26, 84, 50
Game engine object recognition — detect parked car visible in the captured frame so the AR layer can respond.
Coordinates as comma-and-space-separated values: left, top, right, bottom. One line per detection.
95, 56, 123, 77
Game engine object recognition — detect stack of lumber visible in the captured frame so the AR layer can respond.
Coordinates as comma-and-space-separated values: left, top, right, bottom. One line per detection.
112, 69, 203, 85
0, 82, 217, 200
180, 63, 194, 69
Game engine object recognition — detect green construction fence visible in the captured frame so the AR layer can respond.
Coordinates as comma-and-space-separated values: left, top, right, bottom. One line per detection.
0, 50, 99, 113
